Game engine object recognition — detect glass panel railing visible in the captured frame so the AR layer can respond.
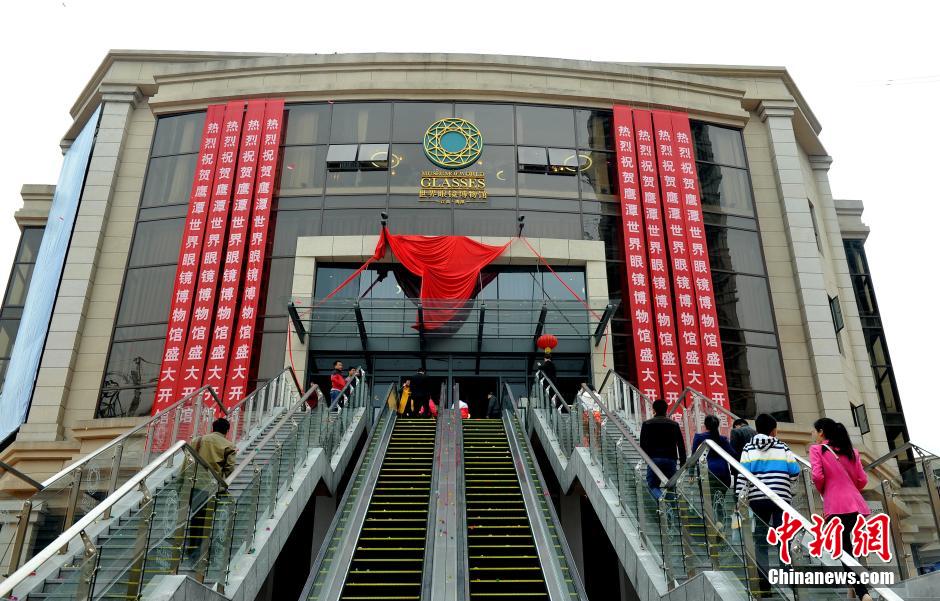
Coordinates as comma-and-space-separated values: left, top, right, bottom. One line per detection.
1, 370, 372, 600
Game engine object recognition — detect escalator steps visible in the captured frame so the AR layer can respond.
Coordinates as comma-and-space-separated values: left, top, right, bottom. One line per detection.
338, 418, 436, 601
464, 420, 549, 601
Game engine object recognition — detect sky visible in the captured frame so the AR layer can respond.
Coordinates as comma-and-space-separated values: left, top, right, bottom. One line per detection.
1, 0, 938, 452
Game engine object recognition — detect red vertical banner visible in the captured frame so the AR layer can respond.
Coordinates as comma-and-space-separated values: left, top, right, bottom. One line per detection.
612, 106, 660, 400
152, 104, 226, 415
671, 114, 729, 408
201, 100, 266, 401
652, 111, 706, 396
632, 111, 683, 406
175, 102, 246, 402
224, 100, 285, 406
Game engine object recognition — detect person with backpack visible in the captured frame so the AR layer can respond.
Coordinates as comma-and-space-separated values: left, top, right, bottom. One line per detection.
691, 415, 735, 488
735, 413, 801, 597
730, 417, 757, 462
810, 417, 872, 601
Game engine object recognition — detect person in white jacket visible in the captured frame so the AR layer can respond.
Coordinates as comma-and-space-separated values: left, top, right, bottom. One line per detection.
577, 384, 602, 448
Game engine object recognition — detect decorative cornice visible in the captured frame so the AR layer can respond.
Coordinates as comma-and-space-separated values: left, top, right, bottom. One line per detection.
757, 99, 797, 122
808, 155, 834, 171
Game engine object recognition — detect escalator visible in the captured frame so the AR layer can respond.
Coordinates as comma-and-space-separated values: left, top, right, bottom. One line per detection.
463, 419, 548, 600
318, 417, 437, 601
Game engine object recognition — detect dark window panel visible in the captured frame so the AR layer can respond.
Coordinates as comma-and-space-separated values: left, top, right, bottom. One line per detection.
516, 106, 575, 147
722, 343, 787, 393
389, 143, 428, 196
284, 104, 330, 146
518, 211, 581, 239
851, 275, 880, 318
358, 143, 389, 170
271, 209, 321, 256
18, 227, 44, 263
141, 154, 198, 208
578, 151, 617, 201
97, 386, 156, 419
702, 212, 758, 231
705, 224, 767, 275
392, 102, 453, 142
844, 240, 869, 276
455, 104, 514, 145
0, 318, 20, 357
152, 112, 206, 157
322, 209, 385, 236
575, 110, 613, 151
138, 204, 188, 221
324, 195, 386, 209
542, 270, 587, 302
116, 266, 176, 326
470, 145, 516, 196
387, 208, 453, 236
547, 148, 579, 175
519, 197, 580, 213
277, 196, 323, 211
690, 122, 747, 168
712, 272, 775, 332
454, 209, 518, 237
102, 338, 165, 392
698, 163, 755, 216
330, 103, 391, 143
113, 324, 169, 342
728, 390, 790, 421
3, 263, 35, 306
314, 266, 358, 298
829, 296, 845, 333
264, 257, 295, 317
280, 146, 327, 195
325, 162, 388, 195
517, 169, 579, 199
128, 218, 185, 267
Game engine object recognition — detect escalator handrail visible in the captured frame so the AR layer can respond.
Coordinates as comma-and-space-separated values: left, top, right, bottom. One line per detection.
534, 369, 571, 410
690, 438, 905, 601
600, 370, 813, 470
503, 383, 589, 601
298, 383, 396, 601
224, 366, 304, 422
577, 384, 671, 486
864, 440, 937, 472
38, 385, 226, 489
0, 439, 228, 599
226, 383, 320, 485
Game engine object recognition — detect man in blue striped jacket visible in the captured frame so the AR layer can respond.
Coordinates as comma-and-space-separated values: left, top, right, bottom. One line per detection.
735, 413, 801, 596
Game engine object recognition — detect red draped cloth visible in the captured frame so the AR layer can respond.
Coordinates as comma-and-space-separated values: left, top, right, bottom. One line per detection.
372, 229, 512, 331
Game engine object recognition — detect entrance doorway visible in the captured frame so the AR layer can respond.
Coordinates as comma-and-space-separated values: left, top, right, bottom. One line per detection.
453, 376, 500, 419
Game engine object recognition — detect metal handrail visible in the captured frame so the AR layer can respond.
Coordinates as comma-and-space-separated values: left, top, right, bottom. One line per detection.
0, 460, 43, 490
692, 438, 905, 601
534, 370, 571, 410
225, 366, 301, 419
576, 383, 670, 486
0, 439, 228, 599
865, 440, 937, 472
38, 385, 225, 489
226, 384, 319, 485
503, 383, 589, 601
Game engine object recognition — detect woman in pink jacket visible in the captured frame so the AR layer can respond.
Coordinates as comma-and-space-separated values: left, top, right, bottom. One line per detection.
810, 417, 871, 601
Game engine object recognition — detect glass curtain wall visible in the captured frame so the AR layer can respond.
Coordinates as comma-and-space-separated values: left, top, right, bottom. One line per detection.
0, 227, 44, 387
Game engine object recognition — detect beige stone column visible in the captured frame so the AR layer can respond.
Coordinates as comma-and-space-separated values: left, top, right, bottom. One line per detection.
809, 156, 890, 457
19, 87, 143, 442
758, 101, 850, 426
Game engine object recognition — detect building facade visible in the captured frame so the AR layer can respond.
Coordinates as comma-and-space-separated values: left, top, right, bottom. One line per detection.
0, 52, 928, 569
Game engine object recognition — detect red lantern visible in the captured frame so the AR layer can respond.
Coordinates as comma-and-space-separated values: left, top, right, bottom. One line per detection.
537, 333, 558, 354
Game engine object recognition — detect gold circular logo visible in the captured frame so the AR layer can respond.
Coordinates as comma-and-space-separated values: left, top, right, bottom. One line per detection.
423, 118, 483, 169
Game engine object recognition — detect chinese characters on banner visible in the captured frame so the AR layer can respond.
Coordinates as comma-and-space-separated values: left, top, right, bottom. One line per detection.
175, 102, 247, 405
612, 107, 660, 401
151, 99, 286, 437
671, 114, 729, 405
225, 99, 285, 406
201, 100, 266, 402
633, 110, 683, 406
153, 104, 226, 416
612, 106, 729, 411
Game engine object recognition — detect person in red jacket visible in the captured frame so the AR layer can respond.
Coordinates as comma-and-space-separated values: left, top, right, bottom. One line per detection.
329, 360, 347, 411
810, 417, 871, 601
